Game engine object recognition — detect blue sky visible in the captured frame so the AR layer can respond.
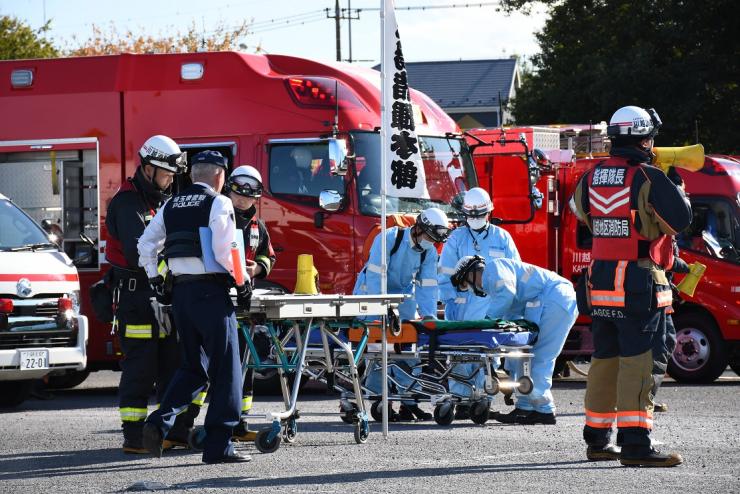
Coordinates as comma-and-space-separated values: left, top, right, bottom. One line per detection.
1, 0, 548, 66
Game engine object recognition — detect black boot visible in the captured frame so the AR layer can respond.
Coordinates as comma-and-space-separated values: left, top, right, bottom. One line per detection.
620, 446, 683, 467
142, 422, 164, 459
232, 418, 257, 442
122, 422, 147, 454
491, 408, 529, 424
517, 410, 557, 425
586, 443, 621, 461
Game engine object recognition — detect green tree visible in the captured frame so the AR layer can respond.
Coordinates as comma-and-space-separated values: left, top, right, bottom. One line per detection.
0, 15, 59, 60
505, 0, 740, 153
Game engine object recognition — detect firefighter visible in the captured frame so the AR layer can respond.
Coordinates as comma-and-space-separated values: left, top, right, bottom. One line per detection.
105, 134, 189, 454
354, 207, 451, 421
225, 165, 276, 441
138, 150, 252, 464
570, 106, 691, 467
451, 255, 577, 425
438, 187, 519, 418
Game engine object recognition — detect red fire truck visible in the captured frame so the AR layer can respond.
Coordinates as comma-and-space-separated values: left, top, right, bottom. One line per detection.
0, 52, 477, 388
468, 126, 740, 383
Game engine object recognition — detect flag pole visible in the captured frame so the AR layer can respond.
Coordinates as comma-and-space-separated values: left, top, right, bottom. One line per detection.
379, 0, 389, 440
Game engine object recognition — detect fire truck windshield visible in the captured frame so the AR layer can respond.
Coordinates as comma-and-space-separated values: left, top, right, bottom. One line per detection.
353, 131, 475, 219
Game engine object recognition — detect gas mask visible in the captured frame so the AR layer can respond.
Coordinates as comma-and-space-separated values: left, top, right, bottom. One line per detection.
466, 217, 488, 231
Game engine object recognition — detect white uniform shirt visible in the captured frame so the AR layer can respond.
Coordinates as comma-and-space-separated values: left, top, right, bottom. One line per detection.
138, 182, 240, 279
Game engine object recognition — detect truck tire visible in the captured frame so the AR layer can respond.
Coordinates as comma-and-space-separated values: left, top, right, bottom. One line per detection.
730, 360, 740, 377
0, 380, 34, 408
667, 312, 729, 384
46, 370, 90, 390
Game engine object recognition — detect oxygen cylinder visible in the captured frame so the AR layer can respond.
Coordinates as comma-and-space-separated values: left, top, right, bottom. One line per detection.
294, 254, 319, 294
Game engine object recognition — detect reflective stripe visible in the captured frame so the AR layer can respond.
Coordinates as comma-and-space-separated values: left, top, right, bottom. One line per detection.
419, 278, 437, 287
585, 409, 616, 429
617, 410, 653, 429
256, 255, 272, 271
192, 391, 207, 406
120, 407, 147, 422
454, 297, 467, 304
521, 265, 535, 283
125, 324, 153, 339
496, 278, 516, 291
367, 263, 382, 274
439, 266, 456, 275
525, 300, 540, 308
591, 260, 627, 308
655, 289, 672, 307
589, 186, 631, 214
242, 395, 253, 412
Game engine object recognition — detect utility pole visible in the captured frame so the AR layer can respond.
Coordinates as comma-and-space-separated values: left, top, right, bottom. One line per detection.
326, 2, 363, 63
334, 0, 341, 61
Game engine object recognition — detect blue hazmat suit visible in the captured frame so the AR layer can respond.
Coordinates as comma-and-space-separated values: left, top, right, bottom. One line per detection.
354, 226, 439, 404
438, 223, 519, 401
479, 258, 578, 414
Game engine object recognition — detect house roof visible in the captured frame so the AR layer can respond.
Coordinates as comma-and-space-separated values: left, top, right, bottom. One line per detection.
375, 58, 518, 110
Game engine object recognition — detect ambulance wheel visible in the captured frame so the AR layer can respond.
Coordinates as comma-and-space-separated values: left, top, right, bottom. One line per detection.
517, 376, 534, 395
283, 418, 298, 443
255, 428, 282, 454
187, 426, 206, 452
46, 370, 90, 389
340, 402, 358, 424
470, 401, 490, 425
354, 420, 369, 444
370, 401, 384, 422
433, 402, 455, 426
0, 380, 33, 408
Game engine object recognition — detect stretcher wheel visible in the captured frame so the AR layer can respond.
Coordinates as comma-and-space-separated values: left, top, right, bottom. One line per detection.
433, 402, 455, 426
339, 402, 359, 424
517, 376, 534, 395
370, 401, 384, 422
255, 428, 282, 454
283, 418, 298, 443
353, 420, 369, 444
187, 425, 206, 452
470, 401, 490, 425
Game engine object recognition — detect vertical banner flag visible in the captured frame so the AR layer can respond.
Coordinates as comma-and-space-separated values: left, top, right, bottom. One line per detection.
382, 0, 429, 199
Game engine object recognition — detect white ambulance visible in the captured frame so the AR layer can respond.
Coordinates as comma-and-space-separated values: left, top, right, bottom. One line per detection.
0, 193, 88, 407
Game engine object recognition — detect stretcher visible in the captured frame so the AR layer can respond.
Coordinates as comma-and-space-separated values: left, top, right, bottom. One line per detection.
189, 290, 406, 454
348, 319, 537, 426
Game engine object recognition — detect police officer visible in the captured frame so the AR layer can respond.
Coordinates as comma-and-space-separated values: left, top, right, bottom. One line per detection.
105, 135, 188, 454
438, 187, 519, 418
570, 106, 691, 467
354, 207, 451, 421
225, 165, 276, 442
138, 150, 251, 464
450, 255, 578, 425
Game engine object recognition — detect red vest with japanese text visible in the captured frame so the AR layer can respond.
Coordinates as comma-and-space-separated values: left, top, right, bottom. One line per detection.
588, 159, 646, 260
105, 179, 155, 269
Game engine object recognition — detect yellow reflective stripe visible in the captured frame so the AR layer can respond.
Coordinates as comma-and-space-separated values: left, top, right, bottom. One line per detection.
255, 255, 272, 271
125, 324, 153, 339
157, 260, 168, 275
120, 407, 147, 421
241, 396, 253, 412
192, 391, 207, 406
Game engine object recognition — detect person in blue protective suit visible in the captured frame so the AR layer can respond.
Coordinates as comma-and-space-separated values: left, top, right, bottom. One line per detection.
354, 207, 451, 421
138, 150, 252, 464
438, 187, 519, 418
450, 255, 578, 425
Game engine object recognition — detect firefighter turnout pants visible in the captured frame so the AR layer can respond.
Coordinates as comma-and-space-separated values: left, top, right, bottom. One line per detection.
583, 309, 666, 449
117, 286, 179, 442
145, 279, 241, 462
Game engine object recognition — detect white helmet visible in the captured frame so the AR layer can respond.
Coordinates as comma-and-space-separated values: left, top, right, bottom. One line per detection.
290, 147, 313, 169
227, 165, 263, 197
607, 106, 662, 138
462, 187, 493, 218
416, 207, 451, 243
139, 135, 186, 174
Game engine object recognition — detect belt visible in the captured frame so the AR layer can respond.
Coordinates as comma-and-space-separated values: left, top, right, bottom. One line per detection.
173, 273, 231, 286
111, 268, 149, 292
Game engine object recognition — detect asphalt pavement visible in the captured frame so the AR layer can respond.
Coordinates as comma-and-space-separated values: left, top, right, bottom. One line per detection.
1, 370, 739, 493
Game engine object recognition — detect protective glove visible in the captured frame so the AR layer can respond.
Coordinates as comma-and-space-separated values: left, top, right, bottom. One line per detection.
148, 275, 167, 303
236, 283, 253, 311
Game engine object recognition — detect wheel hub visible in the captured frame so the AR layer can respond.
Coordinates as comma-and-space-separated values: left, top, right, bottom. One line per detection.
673, 327, 710, 371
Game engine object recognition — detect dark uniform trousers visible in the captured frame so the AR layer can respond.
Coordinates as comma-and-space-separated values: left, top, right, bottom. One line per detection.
115, 272, 179, 441
652, 312, 677, 396
146, 279, 242, 461
584, 309, 666, 449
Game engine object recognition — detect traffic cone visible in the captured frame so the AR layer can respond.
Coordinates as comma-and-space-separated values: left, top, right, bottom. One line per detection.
294, 254, 319, 294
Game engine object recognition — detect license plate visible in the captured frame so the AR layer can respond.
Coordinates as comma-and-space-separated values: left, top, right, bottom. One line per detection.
19, 349, 49, 371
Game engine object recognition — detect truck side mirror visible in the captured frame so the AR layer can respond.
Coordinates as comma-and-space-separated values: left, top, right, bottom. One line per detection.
327, 138, 351, 176
319, 189, 343, 212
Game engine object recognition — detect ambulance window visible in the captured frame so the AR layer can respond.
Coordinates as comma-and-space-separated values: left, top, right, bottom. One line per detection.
0, 199, 50, 249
